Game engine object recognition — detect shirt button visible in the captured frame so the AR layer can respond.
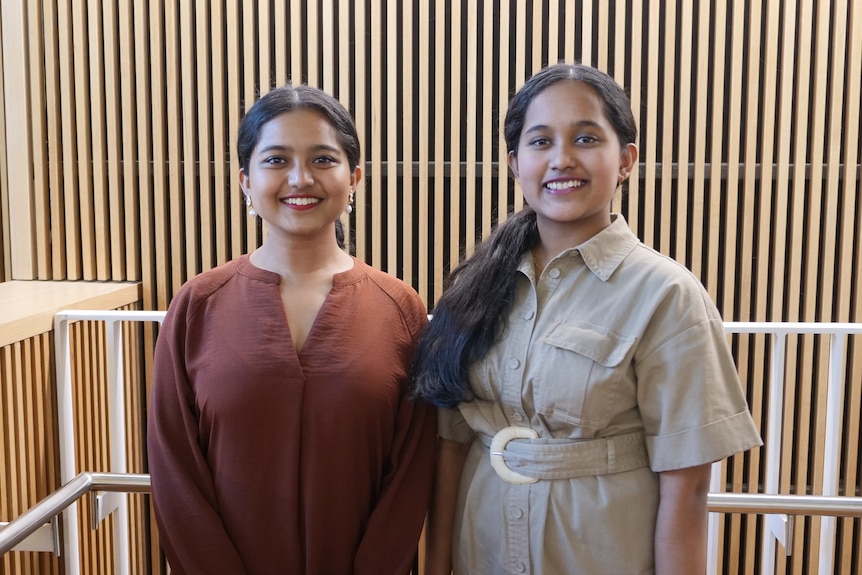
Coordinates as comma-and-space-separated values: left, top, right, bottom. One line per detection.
523, 310, 534, 320
515, 561, 527, 572
511, 507, 524, 519
549, 268, 561, 279
511, 412, 524, 422
508, 358, 520, 369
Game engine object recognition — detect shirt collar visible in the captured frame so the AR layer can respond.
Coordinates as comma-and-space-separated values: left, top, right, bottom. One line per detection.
570, 214, 639, 281
518, 214, 639, 282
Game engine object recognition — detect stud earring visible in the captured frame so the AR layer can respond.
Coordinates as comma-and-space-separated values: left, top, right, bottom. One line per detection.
245, 195, 256, 216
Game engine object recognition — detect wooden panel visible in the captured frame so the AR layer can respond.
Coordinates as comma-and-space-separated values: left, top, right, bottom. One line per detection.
837, 5, 862, 571
0, 0, 36, 280
0, 336, 61, 574
402, 0, 415, 285
432, 0, 445, 300
2, 1, 861, 573
0, 281, 140, 347
369, 1, 382, 269
386, 2, 398, 275
352, 0, 367, 261
417, 0, 430, 304
26, 1, 49, 280
0, 3, 7, 284
479, 0, 493, 252
179, 0, 198, 281
1, 310, 149, 575
449, 1, 462, 275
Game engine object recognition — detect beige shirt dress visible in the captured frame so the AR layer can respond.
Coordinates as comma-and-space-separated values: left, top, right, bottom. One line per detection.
439, 215, 763, 575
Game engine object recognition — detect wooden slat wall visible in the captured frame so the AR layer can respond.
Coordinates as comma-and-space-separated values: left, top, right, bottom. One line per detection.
0, 305, 148, 575
0, 2, 8, 283
0, 1, 860, 574
0, 334, 60, 575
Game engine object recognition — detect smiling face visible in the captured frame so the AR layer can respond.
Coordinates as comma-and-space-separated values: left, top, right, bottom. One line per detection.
239, 109, 360, 242
508, 80, 637, 248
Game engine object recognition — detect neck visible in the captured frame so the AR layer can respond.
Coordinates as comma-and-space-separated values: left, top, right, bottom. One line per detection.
250, 234, 352, 279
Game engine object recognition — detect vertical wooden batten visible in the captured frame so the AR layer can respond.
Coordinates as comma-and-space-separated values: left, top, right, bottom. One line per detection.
1, 0, 35, 279
1, 2, 861, 573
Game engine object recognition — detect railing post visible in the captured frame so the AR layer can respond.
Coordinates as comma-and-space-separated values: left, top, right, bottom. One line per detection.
818, 333, 847, 573
762, 333, 790, 575
707, 460, 724, 575
106, 320, 131, 575
54, 313, 81, 575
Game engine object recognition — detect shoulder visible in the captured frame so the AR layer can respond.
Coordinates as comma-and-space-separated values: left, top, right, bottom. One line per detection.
354, 260, 429, 333
355, 260, 425, 308
623, 243, 721, 320
165, 257, 249, 322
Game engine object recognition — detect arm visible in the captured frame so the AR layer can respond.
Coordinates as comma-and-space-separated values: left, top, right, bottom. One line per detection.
147, 308, 247, 574
654, 462, 712, 575
424, 438, 470, 575
353, 395, 438, 575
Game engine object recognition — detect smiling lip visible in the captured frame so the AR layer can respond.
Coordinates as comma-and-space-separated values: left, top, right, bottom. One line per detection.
543, 179, 586, 193
280, 196, 322, 210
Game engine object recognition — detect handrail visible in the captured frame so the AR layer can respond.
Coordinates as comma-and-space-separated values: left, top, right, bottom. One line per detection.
2, 471, 861, 558
39, 312, 862, 574
0, 472, 150, 556
708, 493, 862, 517
720, 322, 862, 575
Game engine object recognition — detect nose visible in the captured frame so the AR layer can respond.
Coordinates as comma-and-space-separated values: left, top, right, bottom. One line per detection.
551, 142, 576, 171
288, 162, 313, 188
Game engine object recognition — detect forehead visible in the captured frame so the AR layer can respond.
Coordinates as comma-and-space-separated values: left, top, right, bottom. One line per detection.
255, 108, 341, 149
523, 80, 608, 126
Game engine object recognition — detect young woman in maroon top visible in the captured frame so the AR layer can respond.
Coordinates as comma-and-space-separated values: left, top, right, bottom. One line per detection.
148, 85, 436, 575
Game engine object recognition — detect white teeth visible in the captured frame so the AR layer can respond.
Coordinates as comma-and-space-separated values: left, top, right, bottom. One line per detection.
545, 180, 584, 190
283, 197, 321, 206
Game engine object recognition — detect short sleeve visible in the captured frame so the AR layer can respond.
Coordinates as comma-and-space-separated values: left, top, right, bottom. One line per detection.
637, 311, 762, 472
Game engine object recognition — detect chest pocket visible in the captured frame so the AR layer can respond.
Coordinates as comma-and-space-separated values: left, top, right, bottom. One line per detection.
534, 322, 637, 432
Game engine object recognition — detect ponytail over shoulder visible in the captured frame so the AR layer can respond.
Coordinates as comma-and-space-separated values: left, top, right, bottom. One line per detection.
410, 208, 539, 408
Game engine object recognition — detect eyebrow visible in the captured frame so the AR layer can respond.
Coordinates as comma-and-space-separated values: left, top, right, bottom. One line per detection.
523, 120, 604, 134
256, 143, 342, 155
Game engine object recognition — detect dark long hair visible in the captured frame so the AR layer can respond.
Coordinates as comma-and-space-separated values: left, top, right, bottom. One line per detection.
410, 64, 637, 408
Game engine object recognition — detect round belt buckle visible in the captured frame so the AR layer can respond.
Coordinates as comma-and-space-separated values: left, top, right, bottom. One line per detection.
489, 426, 539, 484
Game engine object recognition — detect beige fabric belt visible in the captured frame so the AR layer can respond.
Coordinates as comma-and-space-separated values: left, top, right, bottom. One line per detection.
478, 428, 650, 483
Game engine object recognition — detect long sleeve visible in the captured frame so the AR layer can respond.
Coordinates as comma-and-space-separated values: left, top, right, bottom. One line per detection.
147, 291, 247, 575
353, 392, 437, 575
351, 283, 437, 575
148, 256, 439, 574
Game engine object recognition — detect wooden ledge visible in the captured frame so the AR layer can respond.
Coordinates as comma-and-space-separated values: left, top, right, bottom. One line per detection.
0, 280, 141, 347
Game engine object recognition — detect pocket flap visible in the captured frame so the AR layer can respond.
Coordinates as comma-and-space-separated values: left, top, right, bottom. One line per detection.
542, 322, 636, 367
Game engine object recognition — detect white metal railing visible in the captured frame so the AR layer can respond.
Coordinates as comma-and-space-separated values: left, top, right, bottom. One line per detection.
53, 310, 165, 575
0, 473, 150, 555
2, 471, 859, 559
709, 322, 862, 575
1, 311, 858, 574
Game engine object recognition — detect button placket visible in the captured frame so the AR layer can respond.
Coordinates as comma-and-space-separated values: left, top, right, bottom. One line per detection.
501, 279, 535, 416
504, 484, 531, 575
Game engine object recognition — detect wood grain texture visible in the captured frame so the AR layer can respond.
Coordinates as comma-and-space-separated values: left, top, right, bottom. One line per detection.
1, 2, 860, 573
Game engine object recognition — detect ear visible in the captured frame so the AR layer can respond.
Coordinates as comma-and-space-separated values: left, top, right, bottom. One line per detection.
350, 165, 363, 190
507, 150, 520, 180
239, 167, 250, 195
618, 143, 638, 180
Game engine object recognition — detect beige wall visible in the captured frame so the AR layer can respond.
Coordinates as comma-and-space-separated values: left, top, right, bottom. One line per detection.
0, 1, 860, 573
